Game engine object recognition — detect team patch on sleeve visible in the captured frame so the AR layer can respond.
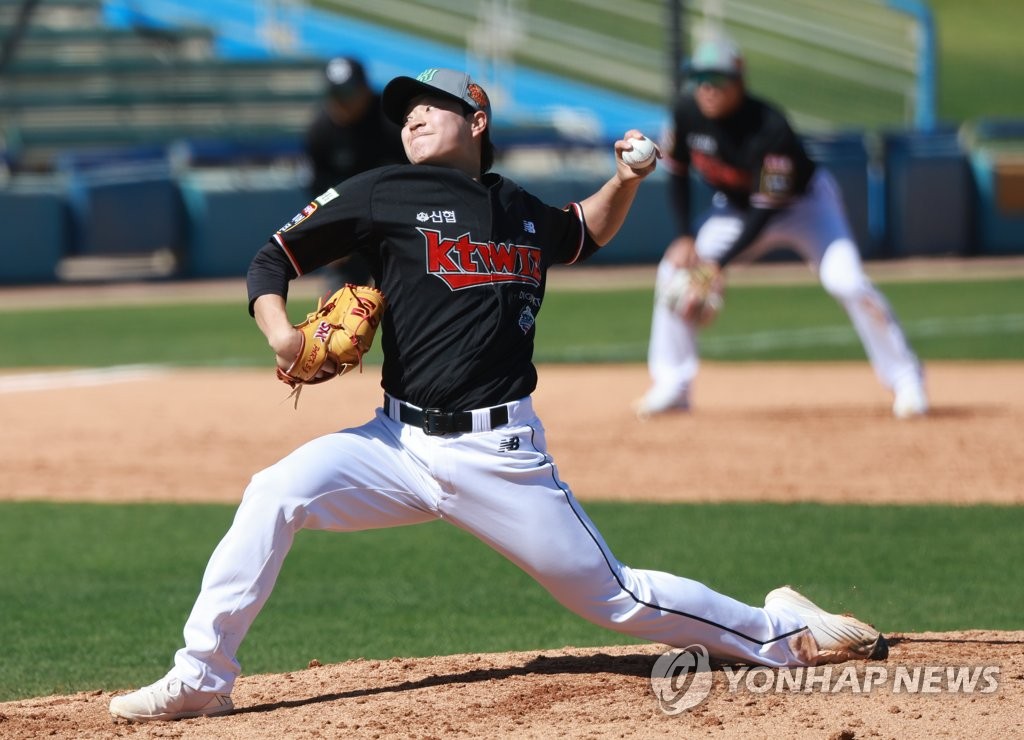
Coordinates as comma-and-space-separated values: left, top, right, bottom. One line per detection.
753, 154, 795, 207
278, 201, 318, 233
315, 188, 340, 206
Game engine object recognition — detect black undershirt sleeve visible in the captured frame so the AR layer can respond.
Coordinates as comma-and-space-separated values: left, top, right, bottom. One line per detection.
716, 207, 777, 268
246, 240, 298, 316
668, 170, 693, 238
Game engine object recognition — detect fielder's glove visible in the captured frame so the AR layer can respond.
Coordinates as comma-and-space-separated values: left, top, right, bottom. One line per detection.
277, 284, 386, 398
656, 263, 725, 326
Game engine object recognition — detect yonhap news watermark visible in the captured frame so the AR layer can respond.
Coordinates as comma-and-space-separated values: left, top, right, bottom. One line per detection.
650, 645, 1001, 715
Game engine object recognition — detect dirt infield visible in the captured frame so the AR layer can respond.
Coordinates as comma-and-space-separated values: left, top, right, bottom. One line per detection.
1, 361, 1022, 737
2, 362, 1021, 506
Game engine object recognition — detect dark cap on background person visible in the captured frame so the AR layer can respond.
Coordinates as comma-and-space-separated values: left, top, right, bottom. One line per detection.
688, 37, 745, 79
324, 56, 370, 100
382, 67, 492, 125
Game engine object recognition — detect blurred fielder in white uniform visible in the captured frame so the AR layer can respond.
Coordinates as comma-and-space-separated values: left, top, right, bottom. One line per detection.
637, 38, 928, 419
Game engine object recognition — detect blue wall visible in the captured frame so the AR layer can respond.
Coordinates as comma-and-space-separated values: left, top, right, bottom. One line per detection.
0, 180, 69, 283
5, 127, 1003, 285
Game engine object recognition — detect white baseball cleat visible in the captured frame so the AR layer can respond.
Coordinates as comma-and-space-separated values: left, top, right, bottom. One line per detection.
765, 585, 889, 665
633, 387, 690, 419
892, 384, 929, 419
109, 673, 233, 722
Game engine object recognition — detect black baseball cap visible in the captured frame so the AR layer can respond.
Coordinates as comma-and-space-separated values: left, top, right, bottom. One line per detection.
382, 67, 492, 125
324, 56, 369, 99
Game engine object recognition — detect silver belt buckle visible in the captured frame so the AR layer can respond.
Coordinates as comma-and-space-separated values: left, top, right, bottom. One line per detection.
421, 408, 450, 436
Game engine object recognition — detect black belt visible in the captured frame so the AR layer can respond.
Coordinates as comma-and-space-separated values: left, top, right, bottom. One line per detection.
387, 395, 510, 436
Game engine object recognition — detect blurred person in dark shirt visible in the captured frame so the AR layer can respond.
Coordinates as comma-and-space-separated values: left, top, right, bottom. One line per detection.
304, 56, 406, 287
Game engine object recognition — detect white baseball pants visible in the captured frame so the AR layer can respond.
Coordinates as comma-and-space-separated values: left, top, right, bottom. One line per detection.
172, 397, 810, 693
647, 169, 924, 403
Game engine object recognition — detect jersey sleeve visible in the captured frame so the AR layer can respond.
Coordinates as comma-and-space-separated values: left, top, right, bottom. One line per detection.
551, 201, 601, 265
270, 169, 380, 276
246, 239, 295, 315
509, 182, 600, 266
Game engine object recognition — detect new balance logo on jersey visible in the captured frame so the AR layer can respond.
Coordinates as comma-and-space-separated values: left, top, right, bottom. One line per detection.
498, 436, 520, 452
418, 228, 542, 290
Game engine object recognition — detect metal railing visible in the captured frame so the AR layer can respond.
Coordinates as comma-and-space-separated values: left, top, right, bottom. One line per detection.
314, 0, 934, 130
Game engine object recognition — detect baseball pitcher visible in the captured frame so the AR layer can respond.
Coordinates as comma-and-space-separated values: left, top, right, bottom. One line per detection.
110, 67, 888, 723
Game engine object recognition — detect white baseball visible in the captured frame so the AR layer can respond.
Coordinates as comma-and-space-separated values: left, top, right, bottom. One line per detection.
622, 136, 656, 169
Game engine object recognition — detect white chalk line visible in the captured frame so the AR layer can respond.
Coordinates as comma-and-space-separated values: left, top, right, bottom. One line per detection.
703, 313, 1024, 353
1, 315, 1021, 379
546, 313, 1024, 361
0, 365, 170, 394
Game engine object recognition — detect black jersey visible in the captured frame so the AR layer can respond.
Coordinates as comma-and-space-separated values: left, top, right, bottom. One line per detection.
248, 164, 599, 410
666, 93, 817, 265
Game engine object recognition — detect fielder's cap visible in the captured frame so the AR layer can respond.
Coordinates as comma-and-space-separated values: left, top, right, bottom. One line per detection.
689, 38, 744, 77
324, 56, 369, 99
382, 67, 491, 125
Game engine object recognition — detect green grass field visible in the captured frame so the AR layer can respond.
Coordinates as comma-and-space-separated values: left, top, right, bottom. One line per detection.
0, 278, 1022, 368
1, 501, 1021, 702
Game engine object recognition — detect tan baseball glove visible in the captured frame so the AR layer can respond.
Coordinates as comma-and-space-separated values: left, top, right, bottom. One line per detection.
277, 284, 387, 396
657, 263, 725, 326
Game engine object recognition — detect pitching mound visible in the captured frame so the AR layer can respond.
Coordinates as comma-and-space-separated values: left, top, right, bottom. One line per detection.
2, 632, 1021, 738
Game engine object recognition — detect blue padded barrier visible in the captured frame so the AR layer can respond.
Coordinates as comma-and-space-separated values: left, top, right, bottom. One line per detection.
882, 129, 975, 257
962, 119, 1024, 255
179, 170, 307, 278
0, 177, 71, 284
63, 158, 186, 258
